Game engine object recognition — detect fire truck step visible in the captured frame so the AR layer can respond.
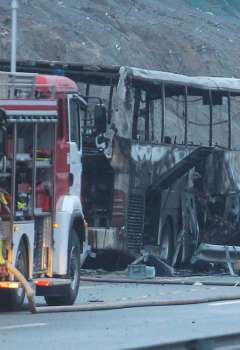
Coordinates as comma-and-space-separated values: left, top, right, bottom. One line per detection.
34, 278, 71, 297
0, 281, 20, 289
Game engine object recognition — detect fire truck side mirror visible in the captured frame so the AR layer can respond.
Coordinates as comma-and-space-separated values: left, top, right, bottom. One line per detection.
0, 127, 6, 173
0, 109, 7, 154
0, 127, 5, 153
94, 104, 107, 135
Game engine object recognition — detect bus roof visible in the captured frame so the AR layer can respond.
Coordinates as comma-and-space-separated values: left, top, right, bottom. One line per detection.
122, 66, 240, 95
0, 59, 239, 94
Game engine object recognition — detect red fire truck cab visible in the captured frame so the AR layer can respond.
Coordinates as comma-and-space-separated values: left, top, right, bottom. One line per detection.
0, 71, 91, 309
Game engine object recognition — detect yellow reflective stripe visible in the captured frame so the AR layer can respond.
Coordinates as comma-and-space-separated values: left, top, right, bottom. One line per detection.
0, 192, 7, 206
0, 240, 5, 265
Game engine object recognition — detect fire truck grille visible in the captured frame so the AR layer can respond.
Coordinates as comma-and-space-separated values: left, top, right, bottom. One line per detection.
34, 217, 51, 273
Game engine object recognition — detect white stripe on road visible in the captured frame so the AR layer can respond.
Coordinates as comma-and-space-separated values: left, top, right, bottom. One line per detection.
210, 300, 240, 306
79, 286, 95, 289
0, 323, 47, 331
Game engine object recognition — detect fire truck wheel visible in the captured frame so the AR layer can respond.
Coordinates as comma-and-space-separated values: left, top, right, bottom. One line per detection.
159, 218, 174, 265
45, 229, 81, 306
0, 240, 28, 311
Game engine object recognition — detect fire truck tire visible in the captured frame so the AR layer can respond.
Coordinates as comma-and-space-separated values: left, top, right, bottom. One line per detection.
45, 229, 81, 306
159, 218, 174, 265
0, 240, 28, 310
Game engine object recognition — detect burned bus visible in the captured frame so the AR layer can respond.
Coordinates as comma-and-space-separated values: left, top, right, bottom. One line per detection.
78, 66, 240, 270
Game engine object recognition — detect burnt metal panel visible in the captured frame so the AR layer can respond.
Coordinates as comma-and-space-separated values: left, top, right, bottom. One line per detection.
150, 146, 214, 192
0, 59, 120, 86
126, 189, 145, 252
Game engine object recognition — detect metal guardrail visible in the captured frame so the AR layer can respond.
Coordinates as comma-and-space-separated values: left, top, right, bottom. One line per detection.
129, 332, 240, 350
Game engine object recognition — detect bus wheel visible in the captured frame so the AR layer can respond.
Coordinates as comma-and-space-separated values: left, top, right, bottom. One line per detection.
0, 240, 28, 311
45, 229, 81, 306
159, 219, 174, 265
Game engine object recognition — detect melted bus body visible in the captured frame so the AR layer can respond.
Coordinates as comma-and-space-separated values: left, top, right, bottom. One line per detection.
77, 66, 240, 269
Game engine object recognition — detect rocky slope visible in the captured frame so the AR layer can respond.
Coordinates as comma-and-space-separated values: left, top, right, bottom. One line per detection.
0, 0, 239, 77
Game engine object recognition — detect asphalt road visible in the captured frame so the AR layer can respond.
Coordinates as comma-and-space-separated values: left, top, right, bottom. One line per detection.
1, 281, 240, 350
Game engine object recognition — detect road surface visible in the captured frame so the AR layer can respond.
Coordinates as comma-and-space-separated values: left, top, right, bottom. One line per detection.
1, 279, 240, 349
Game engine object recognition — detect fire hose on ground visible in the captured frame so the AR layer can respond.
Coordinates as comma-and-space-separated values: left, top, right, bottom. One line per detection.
80, 275, 240, 287
5, 261, 36, 313
4, 265, 240, 314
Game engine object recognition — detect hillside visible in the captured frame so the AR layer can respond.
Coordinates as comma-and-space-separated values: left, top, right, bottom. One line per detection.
0, 0, 240, 77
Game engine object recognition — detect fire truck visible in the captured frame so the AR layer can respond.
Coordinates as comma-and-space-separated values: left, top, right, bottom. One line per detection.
0, 71, 91, 309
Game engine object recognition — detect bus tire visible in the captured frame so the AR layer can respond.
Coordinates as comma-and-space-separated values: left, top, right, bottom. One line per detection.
45, 229, 81, 306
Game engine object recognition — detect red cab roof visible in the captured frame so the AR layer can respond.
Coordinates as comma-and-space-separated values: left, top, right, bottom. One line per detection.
35, 74, 78, 94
